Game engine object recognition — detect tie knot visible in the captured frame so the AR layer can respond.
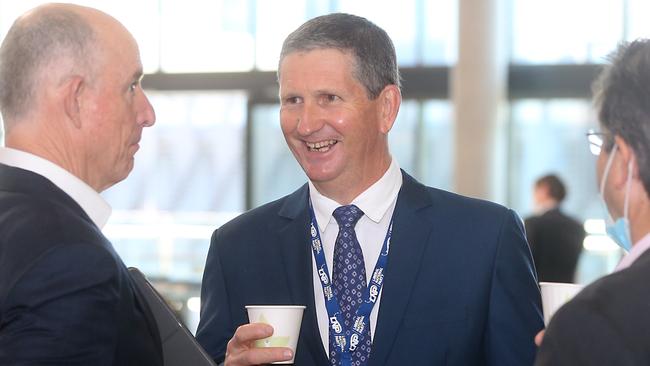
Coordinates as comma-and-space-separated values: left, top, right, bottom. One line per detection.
332, 204, 364, 228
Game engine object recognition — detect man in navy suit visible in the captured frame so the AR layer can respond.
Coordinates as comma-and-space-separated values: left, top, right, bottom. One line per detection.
197, 13, 543, 366
0, 4, 160, 365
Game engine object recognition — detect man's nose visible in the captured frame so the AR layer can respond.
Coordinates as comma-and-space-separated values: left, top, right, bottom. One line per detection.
138, 91, 156, 127
296, 102, 324, 136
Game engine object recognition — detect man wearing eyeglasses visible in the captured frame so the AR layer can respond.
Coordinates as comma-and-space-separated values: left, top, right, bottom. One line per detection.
535, 39, 650, 365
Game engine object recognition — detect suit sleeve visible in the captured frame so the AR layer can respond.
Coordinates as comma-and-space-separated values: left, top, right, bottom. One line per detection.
195, 228, 233, 364
484, 209, 544, 366
524, 217, 537, 256
0, 244, 119, 366
535, 298, 637, 366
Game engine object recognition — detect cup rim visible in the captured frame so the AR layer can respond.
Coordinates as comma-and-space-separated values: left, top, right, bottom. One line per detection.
245, 305, 306, 309
539, 281, 583, 289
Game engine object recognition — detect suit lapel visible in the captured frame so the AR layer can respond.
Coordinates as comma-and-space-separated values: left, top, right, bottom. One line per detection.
370, 172, 434, 366
275, 185, 330, 364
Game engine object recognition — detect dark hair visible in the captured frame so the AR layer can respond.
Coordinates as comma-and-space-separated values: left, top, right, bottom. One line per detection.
0, 7, 95, 122
536, 174, 567, 203
593, 39, 650, 195
278, 13, 401, 99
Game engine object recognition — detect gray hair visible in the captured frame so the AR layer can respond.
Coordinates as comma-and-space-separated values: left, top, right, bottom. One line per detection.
278, 13, 401, 100
593, 39, 650, 195
0, 7, 95, 122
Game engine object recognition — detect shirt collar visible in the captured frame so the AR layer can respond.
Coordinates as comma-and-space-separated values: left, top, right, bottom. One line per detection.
0, 147, 112, 229
615, 232, 650, 271
308, 159, 403, 232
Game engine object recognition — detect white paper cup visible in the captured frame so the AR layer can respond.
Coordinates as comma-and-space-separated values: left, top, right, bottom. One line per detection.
245, 305, 306, 364
540, 282, 583, 325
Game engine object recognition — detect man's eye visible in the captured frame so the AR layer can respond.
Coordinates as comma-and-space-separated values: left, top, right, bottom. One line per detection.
284, 96, 302, 104
324, 94, 339, 103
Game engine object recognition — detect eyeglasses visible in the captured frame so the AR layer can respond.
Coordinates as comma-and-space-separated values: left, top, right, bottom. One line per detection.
586, 129, 607, 156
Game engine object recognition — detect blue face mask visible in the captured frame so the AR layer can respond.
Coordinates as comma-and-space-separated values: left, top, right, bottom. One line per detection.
599, 144, 633, 252
606, 218, 632, 251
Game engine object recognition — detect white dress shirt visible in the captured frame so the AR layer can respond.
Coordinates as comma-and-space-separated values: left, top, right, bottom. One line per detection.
0, 147, 111, 229
614, 232, 650, 271
309, 158, 403, 355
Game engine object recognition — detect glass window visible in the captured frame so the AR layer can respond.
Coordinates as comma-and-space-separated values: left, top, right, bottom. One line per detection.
509, 99, 620, 284
389, 100, 419, 175
511, 0, 624, 64
422, 0, 458, 65
419, 100, 453, 190
509, 99, 598, 218
160, 0, 254, 72
389, 100, 454, 190
0, 0, 161, 73
255, 0, 457, 69
250, 104, 305, 206
255, 1, 309, 71
337, 0, 418, 66
102, 91, 247, 282
626, 0, 650, 41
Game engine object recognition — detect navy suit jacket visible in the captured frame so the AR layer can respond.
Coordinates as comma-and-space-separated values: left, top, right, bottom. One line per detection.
197, 172, 543, 365
0, 164, 163, 365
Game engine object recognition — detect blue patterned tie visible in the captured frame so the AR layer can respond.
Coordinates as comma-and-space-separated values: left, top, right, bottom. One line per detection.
329, 205, 372, 366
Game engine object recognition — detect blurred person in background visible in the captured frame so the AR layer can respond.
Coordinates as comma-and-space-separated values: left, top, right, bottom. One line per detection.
535, 39, 650, 365
525, 174, 585, 283
0, 4, 159, 364
197, 12, 543, 366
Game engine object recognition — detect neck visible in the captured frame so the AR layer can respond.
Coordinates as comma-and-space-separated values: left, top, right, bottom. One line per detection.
631, 201, 650, 246
314, 155, 392, 205
537, 198, 558, 212
5, 120, 99, 191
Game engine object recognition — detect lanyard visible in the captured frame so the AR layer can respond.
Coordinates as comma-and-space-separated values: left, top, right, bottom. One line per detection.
308, 200, 392, 366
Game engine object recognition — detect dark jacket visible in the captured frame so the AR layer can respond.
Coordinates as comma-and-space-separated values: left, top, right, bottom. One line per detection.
535, 249, 650, 365
0, 164, 163, 365
525, 208, 585, 282
197, 172, 543, 365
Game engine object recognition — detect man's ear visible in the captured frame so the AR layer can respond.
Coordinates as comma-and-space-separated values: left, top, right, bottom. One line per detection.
613, 135, 638, 187
377, 84, 401, 134
63, 75, 85, 129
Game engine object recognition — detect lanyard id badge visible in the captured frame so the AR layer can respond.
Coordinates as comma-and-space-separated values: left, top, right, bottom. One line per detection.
308, 200, 392, 366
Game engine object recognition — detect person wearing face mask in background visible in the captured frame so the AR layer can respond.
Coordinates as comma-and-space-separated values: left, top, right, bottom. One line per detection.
524, 174, 585, 283
535, 39, 650, 365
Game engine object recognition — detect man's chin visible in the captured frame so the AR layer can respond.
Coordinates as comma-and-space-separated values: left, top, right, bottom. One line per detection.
109, 162, 134, 187
304, 171, 340, 186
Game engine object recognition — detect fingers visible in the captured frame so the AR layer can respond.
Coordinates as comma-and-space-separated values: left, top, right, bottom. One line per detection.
224, 323, 294, 366
231, 323, 274, 346
535, 330, 546, 346
227, 347, 293, 366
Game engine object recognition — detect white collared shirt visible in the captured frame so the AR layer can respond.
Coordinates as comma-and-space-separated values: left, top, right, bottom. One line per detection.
0, 147, 111, 229
309, 158, 403, 355
615, 232, 650, 271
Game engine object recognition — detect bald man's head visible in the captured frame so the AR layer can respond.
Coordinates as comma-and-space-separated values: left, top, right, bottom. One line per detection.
0, 4, 103, 123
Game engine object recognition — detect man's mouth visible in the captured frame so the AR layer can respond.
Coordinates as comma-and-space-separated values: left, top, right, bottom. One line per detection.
305, 139, 338, 152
